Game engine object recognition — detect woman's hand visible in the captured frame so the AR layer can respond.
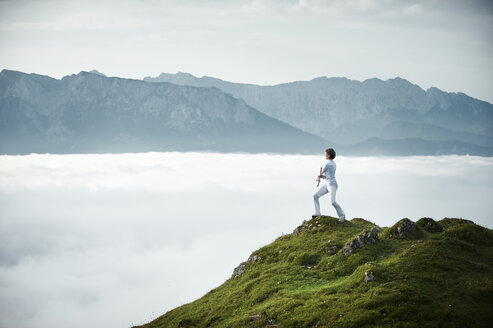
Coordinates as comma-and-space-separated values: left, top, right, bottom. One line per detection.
318, 175, 326, 179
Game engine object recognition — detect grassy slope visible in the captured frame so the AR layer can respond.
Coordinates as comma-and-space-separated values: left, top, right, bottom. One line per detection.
135, 217, 493, 328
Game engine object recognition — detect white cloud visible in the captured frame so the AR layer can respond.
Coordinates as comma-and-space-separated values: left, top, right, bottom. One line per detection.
0, 152, 492, 327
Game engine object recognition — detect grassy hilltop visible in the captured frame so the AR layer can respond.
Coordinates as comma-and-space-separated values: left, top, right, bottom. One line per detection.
135, 217, 493, 328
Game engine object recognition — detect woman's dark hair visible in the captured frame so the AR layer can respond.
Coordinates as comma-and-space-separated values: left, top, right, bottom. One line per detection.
325, 148, 336, 159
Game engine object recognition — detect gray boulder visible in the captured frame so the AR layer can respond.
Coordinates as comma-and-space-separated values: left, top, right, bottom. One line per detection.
293, 218, 325, 236
328, 245, 339, 255
398, 220, 417, 236
387, 219, 423, 239
232, 253, 262, 278
364, 271, 375, 282
248, 254, 262, 262
232, 262, 247, 278
343, 227, 379, 257
417, 217, 444, 233
292, 220, 309, 236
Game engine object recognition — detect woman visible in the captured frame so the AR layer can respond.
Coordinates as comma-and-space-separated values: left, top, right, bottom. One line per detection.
313, 148, 346, 222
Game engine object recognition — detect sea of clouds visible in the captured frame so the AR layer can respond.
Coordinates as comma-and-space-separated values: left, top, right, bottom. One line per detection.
1, 152, 492, 328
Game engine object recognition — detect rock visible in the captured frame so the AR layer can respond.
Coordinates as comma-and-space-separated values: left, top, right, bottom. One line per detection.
388, 219, 424, 239
232, 262, 247, 278
328, 245, 339, 255
293, 220, 309, 236
417, 217, 444, 233
364, 271, 375, 282
293, 218, 324, 236
343, 227, 379, 257
398, 219, 417, 236
268, 319, 277, 325
388, 219, 419, 238
232, 253, 262, 278
247, 254, 262, 262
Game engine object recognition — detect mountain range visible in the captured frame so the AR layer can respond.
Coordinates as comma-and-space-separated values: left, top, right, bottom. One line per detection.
1, 69, 492, 156
134, 216, 493, 327
145, 72, 493, 156
0, 70, 325, 154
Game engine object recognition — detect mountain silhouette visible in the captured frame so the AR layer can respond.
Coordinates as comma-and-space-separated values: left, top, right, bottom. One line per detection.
0, 70, 327, 154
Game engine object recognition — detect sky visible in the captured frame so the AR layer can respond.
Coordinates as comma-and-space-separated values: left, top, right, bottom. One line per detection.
1, 152, 492, 328
0, 0, 492, 103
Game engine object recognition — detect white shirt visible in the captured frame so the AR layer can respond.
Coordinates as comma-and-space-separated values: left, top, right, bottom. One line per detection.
322, 159, 338, 186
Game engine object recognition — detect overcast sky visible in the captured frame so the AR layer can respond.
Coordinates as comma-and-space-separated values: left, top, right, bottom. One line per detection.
0, 0, 492, 103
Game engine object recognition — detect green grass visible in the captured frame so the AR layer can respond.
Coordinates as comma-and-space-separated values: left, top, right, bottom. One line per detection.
134, 217, 493, 328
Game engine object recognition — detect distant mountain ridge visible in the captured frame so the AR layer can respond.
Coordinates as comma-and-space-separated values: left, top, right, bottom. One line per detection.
0, 69, 327, 154
2, 69, 492, 156
145, 73, 493, 156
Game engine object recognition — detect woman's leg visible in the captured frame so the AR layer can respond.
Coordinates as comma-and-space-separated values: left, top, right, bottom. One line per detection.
329, 185, 346, 220
313, 185, 328, 215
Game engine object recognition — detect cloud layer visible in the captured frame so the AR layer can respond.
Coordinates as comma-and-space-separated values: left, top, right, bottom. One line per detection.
0, 152, 492, 327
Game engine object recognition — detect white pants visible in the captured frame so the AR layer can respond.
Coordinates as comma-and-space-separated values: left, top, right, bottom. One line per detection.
313, 184, 346, 219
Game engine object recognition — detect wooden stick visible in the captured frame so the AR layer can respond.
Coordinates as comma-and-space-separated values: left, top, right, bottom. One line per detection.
317, 167, 322, 187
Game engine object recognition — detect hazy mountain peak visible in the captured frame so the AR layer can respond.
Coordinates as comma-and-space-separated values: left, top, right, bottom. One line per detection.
310, 76, 328, 81
176, 71, 196, 78
77, 70, 105, 77
142, 71, 493, 154
1, 69, 53, 80
145, 71, 200, 85
155, 71, 197, 79
0, 70, 58, 92
426, 86, 445, 94
60, 71, 108, 83
384, 76, 418, 87
363, 77, 384, 83
89, 69, 106, 76
310, 76, 350, 83
0, 69, 327, 155
0, 69, 21, 80
201, 75, 226, 82
1, 69, 15, 75
387, 76, 407, 82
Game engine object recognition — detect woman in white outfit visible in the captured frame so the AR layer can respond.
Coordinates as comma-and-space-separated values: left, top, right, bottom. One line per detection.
313, 148, 346, 221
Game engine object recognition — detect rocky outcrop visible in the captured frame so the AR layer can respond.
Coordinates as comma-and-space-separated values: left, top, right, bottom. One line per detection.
397, 220, 416, 236
364, 271, 375, 282
327, 245, 339, 255
292, 219, 322, 236
232, 253, 262, 278
343, 227, 379, 257
388, 219, 420, 238
232, 263, 247, 278
417, 217, 444, 233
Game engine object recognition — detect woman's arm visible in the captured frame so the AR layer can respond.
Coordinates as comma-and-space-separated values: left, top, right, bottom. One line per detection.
320, 162, 329, 178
